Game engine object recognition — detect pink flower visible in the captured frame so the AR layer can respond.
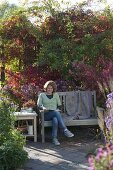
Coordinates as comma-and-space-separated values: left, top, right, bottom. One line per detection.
88, 156, 94, 166
110, 160, 113, 166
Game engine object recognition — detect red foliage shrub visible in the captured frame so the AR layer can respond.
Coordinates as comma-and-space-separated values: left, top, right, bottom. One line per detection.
69, 58, 113, 106
5, 65, 63, 106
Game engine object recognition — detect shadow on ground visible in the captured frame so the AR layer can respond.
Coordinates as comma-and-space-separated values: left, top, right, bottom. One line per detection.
24, 126, 103, 170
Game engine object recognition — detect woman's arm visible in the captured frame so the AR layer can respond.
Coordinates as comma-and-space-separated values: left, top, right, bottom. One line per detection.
37, 93, 43, 107
37, 93, 47, 111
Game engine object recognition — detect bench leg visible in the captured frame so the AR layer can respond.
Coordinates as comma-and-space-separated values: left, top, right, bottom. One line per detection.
41, 111, 45, 143
34, 117, 37, 142
41, 124, 45, 143
41, 112, 45, 143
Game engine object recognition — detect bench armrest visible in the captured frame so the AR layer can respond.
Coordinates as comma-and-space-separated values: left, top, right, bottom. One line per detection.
96, 106, 105, 111
96, 106, 105, 118
96, 106, 105, 131
39, 110, 44, 122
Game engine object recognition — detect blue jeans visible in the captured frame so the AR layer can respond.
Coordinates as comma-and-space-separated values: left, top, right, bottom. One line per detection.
44, 110, 66, 138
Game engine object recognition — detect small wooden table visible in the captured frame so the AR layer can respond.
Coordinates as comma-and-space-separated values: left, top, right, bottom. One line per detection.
14, 111, 37, 142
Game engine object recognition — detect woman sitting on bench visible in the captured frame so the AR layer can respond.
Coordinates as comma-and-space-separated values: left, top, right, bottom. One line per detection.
37, 80, 74, 145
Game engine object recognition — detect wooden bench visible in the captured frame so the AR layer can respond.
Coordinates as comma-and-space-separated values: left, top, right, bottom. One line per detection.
39, 91, 98, 143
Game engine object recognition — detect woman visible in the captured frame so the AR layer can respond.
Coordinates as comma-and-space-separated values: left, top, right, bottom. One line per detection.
37, 80, 74, 145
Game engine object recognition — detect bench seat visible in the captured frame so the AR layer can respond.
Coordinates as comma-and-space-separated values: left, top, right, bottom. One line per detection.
43, 118, 98, 127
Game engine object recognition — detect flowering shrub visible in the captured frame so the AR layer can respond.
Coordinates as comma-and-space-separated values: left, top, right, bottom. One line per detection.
89, 144, 113, 170
89, 92, 113, 170
106, 92, 113, 109
21, 83, 40, 102
104, 92, 113, 143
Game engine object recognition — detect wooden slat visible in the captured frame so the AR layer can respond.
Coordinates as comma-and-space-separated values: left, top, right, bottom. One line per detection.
44, 118, 98, 127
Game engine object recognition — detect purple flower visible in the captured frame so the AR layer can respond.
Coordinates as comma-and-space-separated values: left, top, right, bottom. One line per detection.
106, 92, 113, 108
107, 92, 113, 99
89, 167, 95, 170
110, 145, 113, 150
88, 92, 113, 170
110, 160, 113, 166
98, 148, 103, 152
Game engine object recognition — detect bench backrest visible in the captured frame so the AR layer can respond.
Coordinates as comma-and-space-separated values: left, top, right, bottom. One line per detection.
58, 91, 97, 117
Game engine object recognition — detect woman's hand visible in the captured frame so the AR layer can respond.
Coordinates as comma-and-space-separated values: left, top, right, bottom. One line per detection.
55, 109, 61, 112
42, 106, 48, 112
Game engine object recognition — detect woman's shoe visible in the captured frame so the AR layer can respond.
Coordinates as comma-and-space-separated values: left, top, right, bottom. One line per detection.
52, 138, 60, 146
64, 129, 74, 138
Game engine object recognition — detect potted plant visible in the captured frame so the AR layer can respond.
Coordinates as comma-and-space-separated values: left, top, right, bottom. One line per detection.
22, 99, 36, 112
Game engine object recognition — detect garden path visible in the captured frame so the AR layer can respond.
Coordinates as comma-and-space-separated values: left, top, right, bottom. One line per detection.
24, 127, 102, 170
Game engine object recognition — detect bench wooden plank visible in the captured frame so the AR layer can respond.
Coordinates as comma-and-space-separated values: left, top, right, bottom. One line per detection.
43, 118, 98, 127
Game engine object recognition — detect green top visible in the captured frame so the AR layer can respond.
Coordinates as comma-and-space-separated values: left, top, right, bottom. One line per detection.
37, 92, 61, 110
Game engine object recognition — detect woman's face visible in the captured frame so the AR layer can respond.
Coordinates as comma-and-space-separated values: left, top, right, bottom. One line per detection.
46, 85, 53, 94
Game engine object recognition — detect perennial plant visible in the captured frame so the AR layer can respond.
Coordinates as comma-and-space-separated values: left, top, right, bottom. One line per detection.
89, 92, 113, 170
0, 89, 28, 170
